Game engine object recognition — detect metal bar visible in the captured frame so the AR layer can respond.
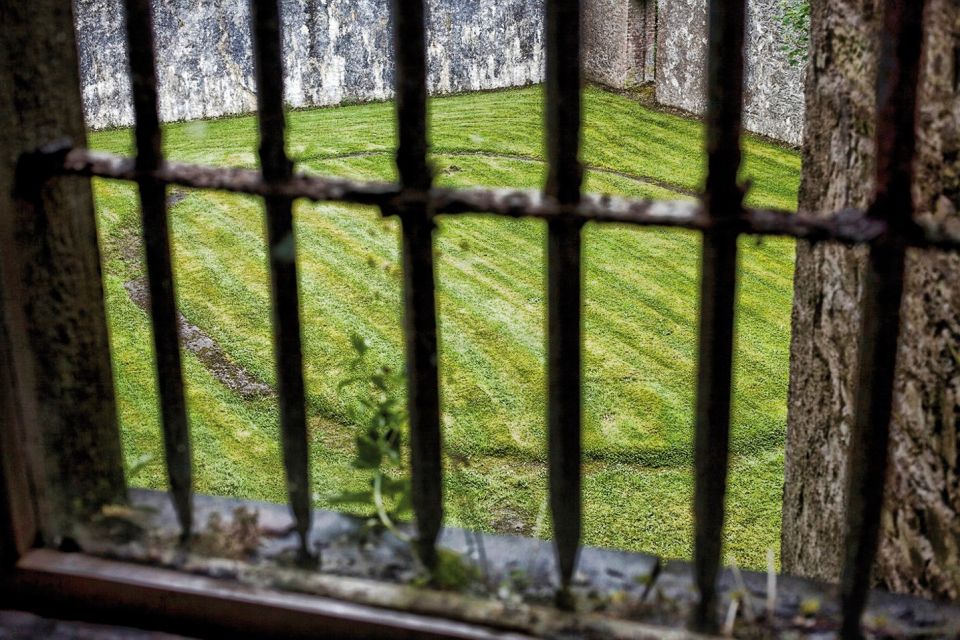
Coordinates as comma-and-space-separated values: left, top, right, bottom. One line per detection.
48, 148, 960, 248
840, 1, 925, 638
690, 0, 747, 632
544, 0, 584, 605
123, 0, 193, 539
249, 0, 312, 563
390, 0, 443, 571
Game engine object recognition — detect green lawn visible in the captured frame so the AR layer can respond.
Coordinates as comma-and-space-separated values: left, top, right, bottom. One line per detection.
89, 85, 799, 569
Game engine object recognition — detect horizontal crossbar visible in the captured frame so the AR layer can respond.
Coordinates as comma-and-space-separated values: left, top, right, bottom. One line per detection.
24, 145, 960, 250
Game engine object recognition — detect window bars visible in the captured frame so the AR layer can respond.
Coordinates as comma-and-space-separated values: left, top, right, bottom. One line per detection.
18, 0, 940, 635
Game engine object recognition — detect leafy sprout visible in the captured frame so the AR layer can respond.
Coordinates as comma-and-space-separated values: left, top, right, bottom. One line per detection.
124, 452, 155, 483
331, 334, 412, 541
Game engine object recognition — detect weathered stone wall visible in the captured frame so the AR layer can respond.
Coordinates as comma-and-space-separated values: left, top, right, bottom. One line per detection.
582, 0, 655, 88
77, 0, 805, 143
654, 0, 806, 145
742, 0, 806, 144
74, 0, 545, 130
655, 0, 707, 112
582, 0, 631, 88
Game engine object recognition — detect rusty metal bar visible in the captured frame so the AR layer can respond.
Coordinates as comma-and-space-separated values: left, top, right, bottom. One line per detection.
690, 0, 747, 632
123, 0, 193, 539
544, 0, 584, 605
46, 147, 960, 248
390, 0, 443, 571
840, 1, 925, 638
249, 0, 312, 563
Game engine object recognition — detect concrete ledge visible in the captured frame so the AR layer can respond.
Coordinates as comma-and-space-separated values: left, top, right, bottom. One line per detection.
51, 489, 959, 638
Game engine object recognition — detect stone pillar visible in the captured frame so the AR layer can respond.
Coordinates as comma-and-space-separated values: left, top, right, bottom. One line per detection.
0, 0, 126, 543
583, 0, 656, 88
654, 0, 805, 145
783, 0, 960, 600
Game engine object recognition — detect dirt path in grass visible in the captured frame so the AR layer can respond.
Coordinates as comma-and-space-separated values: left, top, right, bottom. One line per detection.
111, 156, 693, 404
122, 278, 273, 399
117, 189, 274, 400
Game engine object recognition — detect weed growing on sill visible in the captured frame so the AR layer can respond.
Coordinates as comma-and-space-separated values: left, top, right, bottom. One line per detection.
330, 334, 413, 542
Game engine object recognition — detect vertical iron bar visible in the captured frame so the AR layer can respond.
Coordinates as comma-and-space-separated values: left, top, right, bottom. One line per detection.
250, 0, 312, 562
690, 0, 746, 632
840, 2, 924, 637
544, 0, 584, 607
391, 0, 442, 571
123, 0, 193, 539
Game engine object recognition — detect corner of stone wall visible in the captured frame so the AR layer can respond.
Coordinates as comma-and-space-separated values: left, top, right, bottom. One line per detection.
653, 0, 805, 146
582, 0, 630, 88
654, 0, 708, 115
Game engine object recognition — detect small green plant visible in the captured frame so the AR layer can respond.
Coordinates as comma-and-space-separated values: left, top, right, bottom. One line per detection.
331, 334, 413, 540
778, 0, 810, 67
124, 452, 155, 483
333, 335, 484, 591
799, 596, 821, 617
413, 548, 482, 592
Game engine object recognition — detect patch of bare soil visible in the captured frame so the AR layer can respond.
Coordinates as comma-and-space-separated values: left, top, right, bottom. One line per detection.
123, 278, 273, 399
489, 507, 532, 537
167, 188, 188, 207
115, 190, 273, 400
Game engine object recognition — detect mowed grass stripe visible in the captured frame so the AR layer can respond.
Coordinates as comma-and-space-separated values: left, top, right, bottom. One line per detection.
89, 85, 799, 569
